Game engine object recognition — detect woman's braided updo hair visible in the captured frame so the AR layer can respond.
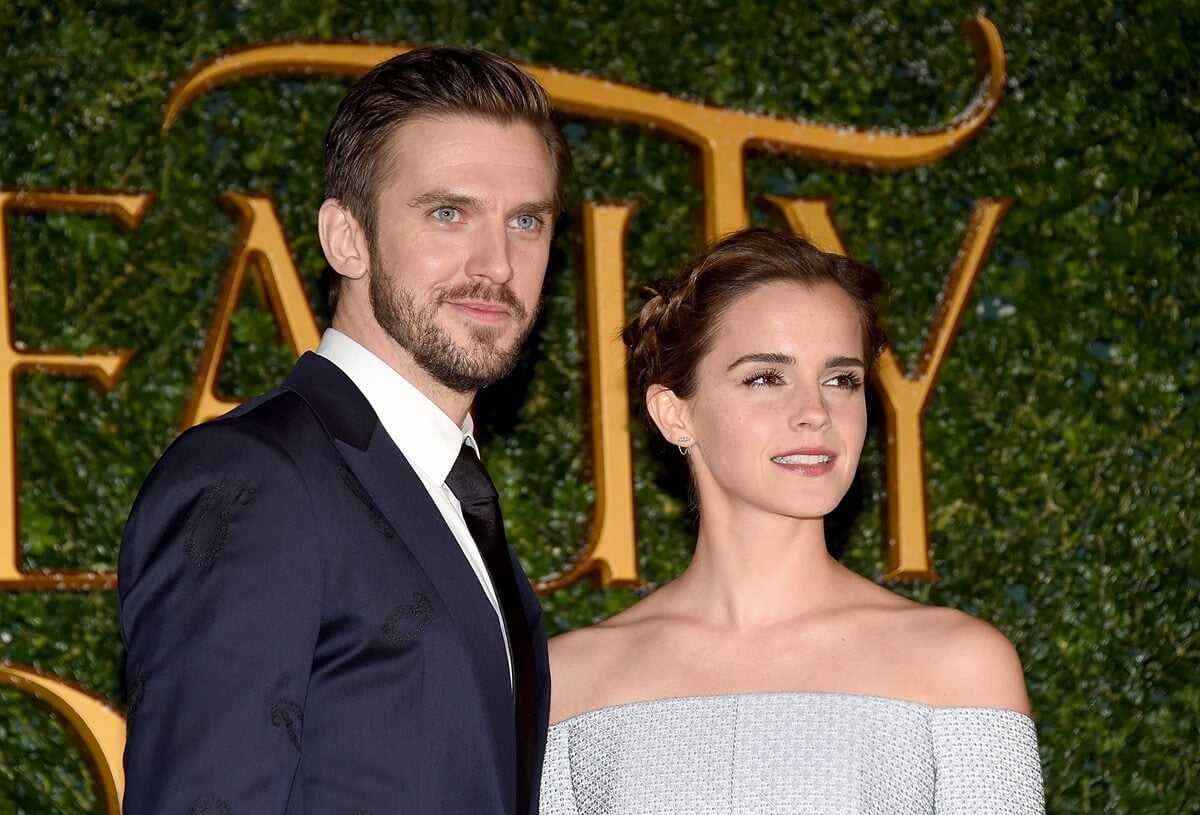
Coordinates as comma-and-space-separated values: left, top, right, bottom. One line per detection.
624, 228, 885, 406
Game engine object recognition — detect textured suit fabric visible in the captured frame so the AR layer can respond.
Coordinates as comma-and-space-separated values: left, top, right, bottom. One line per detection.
119, 352, 550, 814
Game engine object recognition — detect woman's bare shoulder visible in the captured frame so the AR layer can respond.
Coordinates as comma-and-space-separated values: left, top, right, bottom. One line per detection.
549, 593, 662, 660
547, 620, 629, 674
889, 604, 1032, 714
547, 598, 665, 723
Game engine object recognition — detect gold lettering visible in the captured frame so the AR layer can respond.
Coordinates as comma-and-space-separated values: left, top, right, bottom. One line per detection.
161, 16, 1005, 242
0, 661, 125, 812
766, 195, 1013, 579
537, 203, 641, 592
875, 199, 1013, 579
0, 191, 151, 590
762, 196, 844, 255
181, 192, 321, 429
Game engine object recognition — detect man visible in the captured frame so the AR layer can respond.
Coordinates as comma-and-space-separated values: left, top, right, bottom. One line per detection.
119, 45, 570, 814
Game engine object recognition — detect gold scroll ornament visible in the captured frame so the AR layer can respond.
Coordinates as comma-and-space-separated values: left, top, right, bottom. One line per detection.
159, 15, 1008, 588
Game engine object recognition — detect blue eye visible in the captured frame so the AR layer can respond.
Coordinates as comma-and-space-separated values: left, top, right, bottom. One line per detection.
512, 213, 539, 230
433, 207, 458, 222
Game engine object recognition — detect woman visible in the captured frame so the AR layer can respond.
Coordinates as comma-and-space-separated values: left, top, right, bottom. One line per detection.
540, 229, 1044, 813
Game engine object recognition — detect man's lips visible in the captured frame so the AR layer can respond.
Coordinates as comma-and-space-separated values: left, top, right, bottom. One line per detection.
447, 300, 513, 322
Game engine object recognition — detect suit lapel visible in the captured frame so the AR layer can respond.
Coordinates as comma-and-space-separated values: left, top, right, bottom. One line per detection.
283, 354, 514, 750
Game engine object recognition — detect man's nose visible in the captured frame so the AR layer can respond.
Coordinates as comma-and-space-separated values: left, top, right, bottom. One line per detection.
466, 220, 515, 284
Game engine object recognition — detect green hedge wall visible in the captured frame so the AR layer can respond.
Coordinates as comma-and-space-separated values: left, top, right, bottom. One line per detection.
1, 1, 1197, 811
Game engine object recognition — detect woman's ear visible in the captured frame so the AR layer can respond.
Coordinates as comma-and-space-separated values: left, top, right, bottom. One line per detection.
645, 385, 693, 450
317, 199, 369, 281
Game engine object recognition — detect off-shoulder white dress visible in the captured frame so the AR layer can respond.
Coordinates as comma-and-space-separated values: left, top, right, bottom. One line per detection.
539, 692, 1045, 814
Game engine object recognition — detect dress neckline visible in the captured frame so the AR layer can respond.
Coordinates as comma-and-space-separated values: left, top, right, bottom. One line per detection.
550, 689, 1036, 728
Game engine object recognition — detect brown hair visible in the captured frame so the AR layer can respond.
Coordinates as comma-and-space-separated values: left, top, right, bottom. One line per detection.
323, 45, 571, 310
624, 228, 885, 404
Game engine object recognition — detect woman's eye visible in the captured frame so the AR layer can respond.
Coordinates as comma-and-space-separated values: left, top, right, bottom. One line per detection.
743, 370, 784, 388
825, 373, 864, 391
433, 207, 459, 222
511, 213, 539, 230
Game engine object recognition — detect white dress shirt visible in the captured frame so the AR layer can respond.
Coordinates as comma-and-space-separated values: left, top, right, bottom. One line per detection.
316, 328, 512, 685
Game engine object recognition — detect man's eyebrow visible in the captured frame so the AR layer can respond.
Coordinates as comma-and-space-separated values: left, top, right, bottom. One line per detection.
405, 192, 557, 219
515, 199, 557, 216
726, 352, 796, 371
406, 191, 484, 210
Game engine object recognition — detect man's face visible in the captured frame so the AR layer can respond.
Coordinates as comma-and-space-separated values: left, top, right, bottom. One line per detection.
367, 114, 557, 393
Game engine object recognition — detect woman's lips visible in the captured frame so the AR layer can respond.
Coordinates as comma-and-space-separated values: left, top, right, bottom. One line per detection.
771, 449, 837, 476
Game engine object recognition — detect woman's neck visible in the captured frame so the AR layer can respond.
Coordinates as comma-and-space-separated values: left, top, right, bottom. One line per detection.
669, 507, 847, 631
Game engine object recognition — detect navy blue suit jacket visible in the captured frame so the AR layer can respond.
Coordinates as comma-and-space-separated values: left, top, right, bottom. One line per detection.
119, 352, 550, 814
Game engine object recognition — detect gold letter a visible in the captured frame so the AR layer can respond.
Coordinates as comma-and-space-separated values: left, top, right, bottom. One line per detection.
181, 193, 321, 429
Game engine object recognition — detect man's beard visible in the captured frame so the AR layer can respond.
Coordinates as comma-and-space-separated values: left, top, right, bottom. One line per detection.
369, 263, 536, 394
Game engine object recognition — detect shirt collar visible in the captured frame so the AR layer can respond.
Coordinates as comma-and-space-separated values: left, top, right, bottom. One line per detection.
316, 328, 473, 484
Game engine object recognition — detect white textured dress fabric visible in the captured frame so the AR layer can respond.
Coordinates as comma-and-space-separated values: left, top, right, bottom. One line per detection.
539, 693, 1045, 814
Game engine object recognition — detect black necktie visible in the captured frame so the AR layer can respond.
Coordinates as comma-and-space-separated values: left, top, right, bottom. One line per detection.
445, 441, 537, 814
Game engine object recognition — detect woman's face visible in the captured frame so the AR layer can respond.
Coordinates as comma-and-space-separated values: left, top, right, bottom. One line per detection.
675, 280, 869, 521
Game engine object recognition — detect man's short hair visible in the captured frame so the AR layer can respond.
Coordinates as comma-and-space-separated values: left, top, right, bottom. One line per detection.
323, 45, 571, 311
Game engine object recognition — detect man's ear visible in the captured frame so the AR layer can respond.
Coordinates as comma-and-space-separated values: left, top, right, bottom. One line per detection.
645, 385, 693, 448
317, 199, 368, 281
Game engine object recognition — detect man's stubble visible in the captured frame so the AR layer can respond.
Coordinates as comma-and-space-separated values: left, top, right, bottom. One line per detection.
368, 258, 539, 394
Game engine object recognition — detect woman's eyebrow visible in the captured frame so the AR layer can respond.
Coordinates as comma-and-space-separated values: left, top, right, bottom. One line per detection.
726, 352, 796, 371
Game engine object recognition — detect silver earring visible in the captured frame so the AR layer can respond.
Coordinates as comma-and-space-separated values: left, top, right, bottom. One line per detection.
676, 436, 692, 456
